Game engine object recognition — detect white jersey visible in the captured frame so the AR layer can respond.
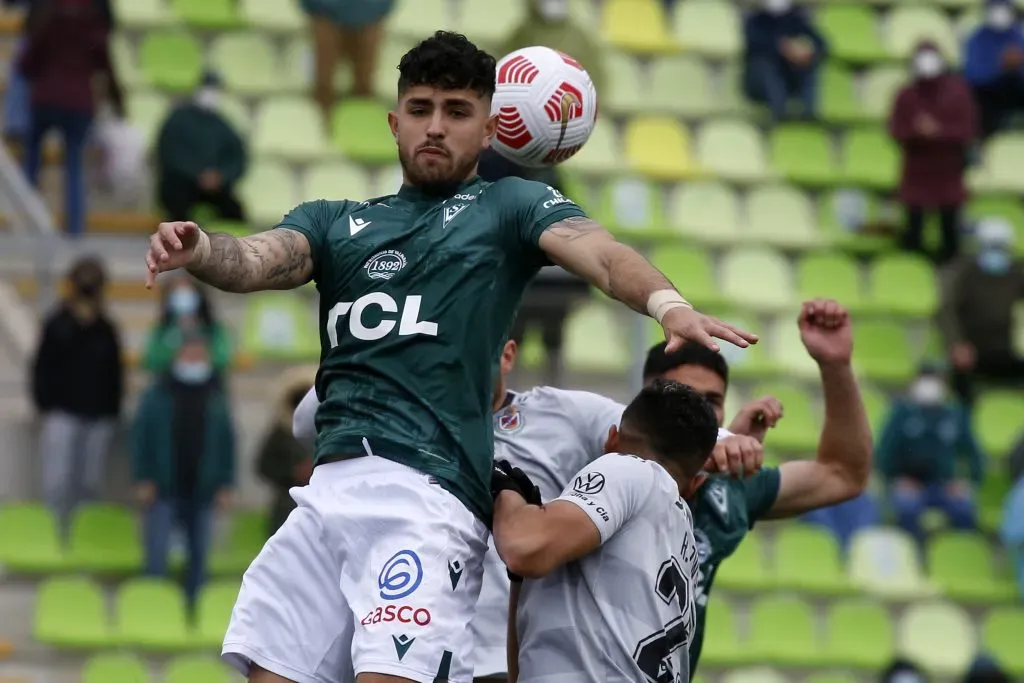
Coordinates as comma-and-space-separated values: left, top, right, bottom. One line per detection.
516, 453, 700, 683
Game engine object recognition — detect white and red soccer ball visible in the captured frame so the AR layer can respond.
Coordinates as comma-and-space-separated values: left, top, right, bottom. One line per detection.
491, 46, 599, 168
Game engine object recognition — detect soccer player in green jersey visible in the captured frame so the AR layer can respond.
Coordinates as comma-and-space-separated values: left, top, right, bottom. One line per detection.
142, 31, 757, 683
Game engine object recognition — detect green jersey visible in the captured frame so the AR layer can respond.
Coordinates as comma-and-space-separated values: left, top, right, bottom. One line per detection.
280, 176, 586, 523
688, 468, 781, 676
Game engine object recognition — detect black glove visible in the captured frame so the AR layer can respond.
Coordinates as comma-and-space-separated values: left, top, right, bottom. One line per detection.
491, 459, 541, 505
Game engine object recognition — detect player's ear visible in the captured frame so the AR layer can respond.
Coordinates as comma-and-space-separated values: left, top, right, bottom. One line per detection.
481, 112, 498, 149
603, 425, 619, 454
501, 340, 517, 375
387, 111, 399, 141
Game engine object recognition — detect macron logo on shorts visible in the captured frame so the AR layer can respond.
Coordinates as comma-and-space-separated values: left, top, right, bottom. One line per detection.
378, 550, 423, 600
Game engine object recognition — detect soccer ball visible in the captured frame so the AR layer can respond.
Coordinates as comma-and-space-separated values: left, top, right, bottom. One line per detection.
491, 46, 598, 168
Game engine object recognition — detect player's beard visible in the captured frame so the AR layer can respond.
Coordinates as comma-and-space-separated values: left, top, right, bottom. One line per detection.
399, 143, 479, 196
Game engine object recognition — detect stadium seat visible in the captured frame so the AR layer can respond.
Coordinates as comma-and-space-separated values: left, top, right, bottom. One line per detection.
139, 31, 203, 93
840, 127, 899, 190
333, 98, 398, 163
720, 248, 794, 312
115, 578, 192, 651
111, 34, 143, 89
927, 532, 1019, 603
209, 33, 282, 95
977, 472, 1012, 532
240, 292, 320, 362
697, 120, 768, 183
0, 502, 65, 573
818, 188, 892, 253
861, 67, 906, 121
209, 509, 268, 575
111, 0, 174, 28
859, 382, 889, 434
823, 600, 895, 669
217, 93, 252, 137
165, 656, 233, 683
817, 4, 887, 64
67, 504, 142, 573
795, 251, 865, 311
982, 608, 1024, 676
194, 581, 240, 648
457, 1, 526, 47
239, 0, 305, 31
768, 319, 820, 379
972, 391, 1024, 457
974, 133, 1024, 194
716, 532, 769, 591
757, 383, 819, 452
967, 195, 1024, 253
716, 312, 776, 379
564, 302, 632, 372
848, 527, 934, 598
649, 57, 717, 116
127, 90, 170, 151
372, 38, 414, 101
389, 0, 451, 40
172, 0, 238, 27
569, 0, 598, 28
602, 0, 676, 53
669, 181, 741, 245
865, 252, 937, 318
649, 245, 723, 310
819, 63, 861, 124
748, 596, 822, 666
720, 62, 762, 118
899, 601, 976, 675
82, 653, 150, 683
255, 97, 334, 162
769, 124, 838, 187
851, 320, 916, 383
34, 577, 111, 648
604, 53, 645, 115
565, 120, 619, 174
592, 177, 667, 236
885, 6, 959, 61
673, 0, 742, 58
625, 117, 696, 180
283, 38, 317, 94
745, 184, 821, 248
700, 598, 748, 666
774, 525, 853, 595
239, 160, 296, 228
304, 162, 373, 203
806, 675, 859, 683
721, 668, 787, 683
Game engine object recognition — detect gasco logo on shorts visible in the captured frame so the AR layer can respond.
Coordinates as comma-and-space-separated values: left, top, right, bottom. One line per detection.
378, 550, 423, 601
364, 250, 407, 281
361, 605, 432, 627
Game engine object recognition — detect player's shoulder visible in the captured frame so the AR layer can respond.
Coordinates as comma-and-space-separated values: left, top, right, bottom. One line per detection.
520, 385, 622, 413
584, 452, 664, 487
481, 176, 564, 204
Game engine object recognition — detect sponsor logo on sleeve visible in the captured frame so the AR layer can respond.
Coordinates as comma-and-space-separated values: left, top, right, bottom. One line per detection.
573, 471, 605, 495
378, 550, 423, 600
541, 185, 574, 210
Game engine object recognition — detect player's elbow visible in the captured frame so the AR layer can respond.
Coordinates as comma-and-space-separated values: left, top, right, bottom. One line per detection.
824, 455, 871, 504
499, 535, 560, 579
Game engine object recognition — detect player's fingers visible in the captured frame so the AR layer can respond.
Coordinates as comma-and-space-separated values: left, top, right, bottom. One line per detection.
714, 319, 758, 346
762, 397, 784, 423
158, 222, 185, 250
708, 443, 730, 474
149, 233, 172, 263
743, 441, 764, 475
145, 265, 156, 290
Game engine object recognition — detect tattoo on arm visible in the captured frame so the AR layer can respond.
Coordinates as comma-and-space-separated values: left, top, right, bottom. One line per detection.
544, 215, 606, 243
188, 229, 313, 293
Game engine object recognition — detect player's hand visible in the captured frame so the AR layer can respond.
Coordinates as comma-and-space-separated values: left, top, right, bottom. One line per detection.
661, 306, 758, 354
727, 396, 783, 443
145, 221, 204, 289
798, 299, 852, 366
491, 460, 541, 506
707, 435, 764, 477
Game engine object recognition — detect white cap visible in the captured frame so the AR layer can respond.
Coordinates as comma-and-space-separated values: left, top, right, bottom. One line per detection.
976, 217, 1015, 248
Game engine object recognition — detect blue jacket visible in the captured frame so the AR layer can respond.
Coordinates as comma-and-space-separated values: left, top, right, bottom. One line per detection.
964, 25, 1024, 86
875, 399, 984, 484
743, 8, 827, 63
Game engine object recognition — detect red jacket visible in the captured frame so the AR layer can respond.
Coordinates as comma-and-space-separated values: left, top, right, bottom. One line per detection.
889, 73, 977, 208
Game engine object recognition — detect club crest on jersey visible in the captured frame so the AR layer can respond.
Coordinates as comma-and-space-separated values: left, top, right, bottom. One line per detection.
364, 250, 407, 281
442, 203, 468, 228
496, 405, 524, 433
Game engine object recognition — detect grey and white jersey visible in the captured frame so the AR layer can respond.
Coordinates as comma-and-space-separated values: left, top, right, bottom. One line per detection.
516, 453, 700, 683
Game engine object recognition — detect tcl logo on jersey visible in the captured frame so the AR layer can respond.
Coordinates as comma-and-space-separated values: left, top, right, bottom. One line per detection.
360, 605, 432, 627
541, 186, 573, 210
326, 293, 438, 346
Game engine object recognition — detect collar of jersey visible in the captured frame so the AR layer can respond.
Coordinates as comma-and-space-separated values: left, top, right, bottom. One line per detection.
396, 176, 482, 203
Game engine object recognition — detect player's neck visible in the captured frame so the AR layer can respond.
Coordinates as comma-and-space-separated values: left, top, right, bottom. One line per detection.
398, 172, 480, 200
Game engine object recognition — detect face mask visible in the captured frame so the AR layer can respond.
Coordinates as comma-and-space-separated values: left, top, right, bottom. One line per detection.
914, 51, 944, 78
989, 4, 1015, 29
537, 0, 569, 20
195, 87, 221, 111
909, 376, 946, 405
764, 0, 791, 14
978, 247, 1012, 274
173, 360, 212, 385
168, 287, 200, 316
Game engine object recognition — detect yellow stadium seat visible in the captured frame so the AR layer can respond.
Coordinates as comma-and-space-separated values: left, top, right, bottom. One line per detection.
669, 181, 741, 245
720, 247, 795, 312
253, 97, 333, 162
673, 0, 742, 58
601, 0, 676, 53
624, 117, 696, 180
696, 120, 768, 183
899, 602, 976, 676
745, 184, 822, 248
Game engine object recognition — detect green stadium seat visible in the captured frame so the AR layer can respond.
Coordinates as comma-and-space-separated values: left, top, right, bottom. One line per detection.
255, 97, 333, 162
898, 601, 976, 675
795, 251, 865, 311
112, 0, 174, 28
139, 31, 203, 93
817, 4, 887, 64
650, 57, 717, 116
774, 525, 853, 595
886, 6, 959, 61
172, 0, 238, 27
818, 188, 893, 253
34, 577, 111, 648
697, 120, 768, 183
862, 67, 906, 121
592, 177, 667, 237
977, 472, 1012, 532
602, 0, 676, 53
721, 668, 787, 683
128, 90, 170, 151
865, 252, 937, 318
851, 320, 915, 383
565, 120, 620, 174
390, 0, 451, 40
669, 181, 741, 245
625, 117, 697, 180
604, 53, 644, 115
569, 0, 598, 28
768, 318, 819, 379
700, 598, 748, 666
928, 532, 1019, 603
68, 504, 142, 573
806, 674, 859, 683
82, 653, 150, 683
332, 99, 396, 164
973, 391, 1024, 457
673, 0, 741, 58
720, 62, 761, 118
239, 160, 295, 228
714, 312, 776, 379
457, 1, 526, 47
194, 580, 240, 648
848, 528, 935, 598
209, 33, 282, 96
982, 608, 1024, 676
819, 63, 861, 124
304, 162, 373, 203
165, 656, 233, 683
240, 0, 305, 31
823, 600, 895, 669
758, 383, 819, 452
0, 502, 65, 573
240, 292, 320, 362
840, 127, 899, 190
111, 35, 143, 89
748, 596, 822, 666
770, 124, 838, 187
746, 184, 821, 249
720, 248, 794, 312
209, 510, 268, 575
967, 195, 1024, 253
716, 532, 769, 591
115, 578, 191, 651
564, 302, 632, 372
973, 133, 1024, 194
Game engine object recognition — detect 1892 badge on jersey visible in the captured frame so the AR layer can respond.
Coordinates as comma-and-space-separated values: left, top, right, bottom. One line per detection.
496, 405, 525, 434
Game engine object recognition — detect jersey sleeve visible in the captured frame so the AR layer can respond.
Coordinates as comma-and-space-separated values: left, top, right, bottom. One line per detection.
555, 453, 656, 544
740, 467, 781, 527
291, 386, 319, 449
496, 177, 588, 254
275, 199, 350, 282
560, 390, 626, 464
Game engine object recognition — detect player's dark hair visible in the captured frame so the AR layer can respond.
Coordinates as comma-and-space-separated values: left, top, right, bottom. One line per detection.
620, 379, 718, 477
397, 31, 496, 99
642, 341, 729, 387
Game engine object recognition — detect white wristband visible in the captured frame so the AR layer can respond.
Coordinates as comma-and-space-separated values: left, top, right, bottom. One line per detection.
647, 290, 693, 325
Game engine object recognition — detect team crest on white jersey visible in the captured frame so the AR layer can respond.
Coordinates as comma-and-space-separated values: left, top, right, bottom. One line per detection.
442, 203, 468, 228
364, 250, 407, 281
496, 404, 524, 433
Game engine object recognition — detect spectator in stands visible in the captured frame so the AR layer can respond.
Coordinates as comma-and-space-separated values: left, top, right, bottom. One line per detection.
963, 655, 1012, 683
881, 659, 929, 683
256, 367, 315, 536
741, 0, 827, 121
302, 0, 395, 125
18, 0, 123, 237
31, 256, 122, 531
889, 41, 977, 265
964, 0, 1024, 141
938, 218, 1024, 404
155, 71, 247, 224
131, 331, 235, 607
876, 362, 983, 541
143, 274, 232, 377
2, 0, 31, 146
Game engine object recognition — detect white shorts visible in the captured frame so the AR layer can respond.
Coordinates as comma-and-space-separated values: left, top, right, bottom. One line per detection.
469, 538, 511, 678
222, 456, 489, 683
